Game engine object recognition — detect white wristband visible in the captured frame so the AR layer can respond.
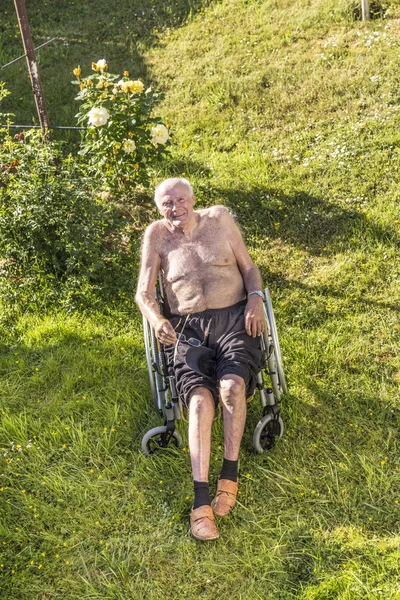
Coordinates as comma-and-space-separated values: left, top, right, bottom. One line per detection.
248, 290, 264, 299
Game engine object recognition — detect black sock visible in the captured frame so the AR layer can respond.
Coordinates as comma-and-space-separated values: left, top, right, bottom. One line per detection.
193, 481, 211, 509
220, 458, 238, 482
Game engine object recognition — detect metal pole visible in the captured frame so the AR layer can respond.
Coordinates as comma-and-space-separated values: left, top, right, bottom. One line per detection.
361, 0, 370, 21
13, 0, 50, 131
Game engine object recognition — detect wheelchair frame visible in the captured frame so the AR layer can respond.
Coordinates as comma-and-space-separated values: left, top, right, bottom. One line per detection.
141, 279, 287, 455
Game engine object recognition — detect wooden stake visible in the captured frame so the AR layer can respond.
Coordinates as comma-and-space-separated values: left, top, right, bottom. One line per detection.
13, 0, 50, 131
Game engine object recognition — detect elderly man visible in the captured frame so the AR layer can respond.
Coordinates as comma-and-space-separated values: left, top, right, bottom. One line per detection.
135, 178, 265, 541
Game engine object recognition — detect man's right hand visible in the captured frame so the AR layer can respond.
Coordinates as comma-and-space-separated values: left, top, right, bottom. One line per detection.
154, 318, 177, 345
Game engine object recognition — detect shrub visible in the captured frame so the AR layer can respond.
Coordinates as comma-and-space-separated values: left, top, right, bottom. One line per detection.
73, 59, 171, 196
0, 129, 139, 316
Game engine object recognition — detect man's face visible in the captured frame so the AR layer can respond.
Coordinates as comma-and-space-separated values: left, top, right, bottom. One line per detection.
157, 183, 195, 228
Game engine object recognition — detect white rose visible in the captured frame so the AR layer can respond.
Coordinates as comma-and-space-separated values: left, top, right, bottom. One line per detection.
123, 139, 136, 153
151, 124, 169, 145
88, 106, 109, 127
96, 59, 107, 70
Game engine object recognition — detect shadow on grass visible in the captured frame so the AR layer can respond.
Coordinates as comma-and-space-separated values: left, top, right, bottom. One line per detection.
275, 276, 400, 314
211, 185, 400, 255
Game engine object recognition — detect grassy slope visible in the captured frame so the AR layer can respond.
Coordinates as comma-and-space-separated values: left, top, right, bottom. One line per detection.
1, 0, 400, 598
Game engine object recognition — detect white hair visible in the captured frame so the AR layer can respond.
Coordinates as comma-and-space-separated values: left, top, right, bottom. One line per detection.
154, 177, 193, 205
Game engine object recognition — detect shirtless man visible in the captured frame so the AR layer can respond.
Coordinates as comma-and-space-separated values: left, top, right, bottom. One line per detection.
135, 178, 265, 541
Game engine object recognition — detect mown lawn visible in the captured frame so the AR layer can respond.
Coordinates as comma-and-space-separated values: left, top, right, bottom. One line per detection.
1, 0, 400, 598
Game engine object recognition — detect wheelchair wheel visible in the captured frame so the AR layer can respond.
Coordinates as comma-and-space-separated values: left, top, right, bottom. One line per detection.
141, 426, 183, 455
143, 316, 157, 407
253, 413, 284, 454
264, 289, 287, 394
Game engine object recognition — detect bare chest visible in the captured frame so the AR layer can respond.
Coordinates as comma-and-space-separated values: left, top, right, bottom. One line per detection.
161, 232, 234, 283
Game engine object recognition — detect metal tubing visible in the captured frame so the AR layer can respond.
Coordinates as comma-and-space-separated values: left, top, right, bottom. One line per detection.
361, 0, 370, 20
165, 405, 175, 421
172, 402, 181, 420
259, 388, 267, 408
1, 37, 57, 70
2, 125, 85, 130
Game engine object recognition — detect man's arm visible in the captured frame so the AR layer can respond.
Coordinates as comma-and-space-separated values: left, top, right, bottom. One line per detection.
220, 208, 265, 338
135, 224, 177, 345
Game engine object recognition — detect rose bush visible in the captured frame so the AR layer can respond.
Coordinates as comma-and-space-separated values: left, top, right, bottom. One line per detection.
73, 60, 171, 196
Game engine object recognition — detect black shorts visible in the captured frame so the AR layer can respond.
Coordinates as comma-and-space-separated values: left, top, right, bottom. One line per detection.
163, 300, 263, 408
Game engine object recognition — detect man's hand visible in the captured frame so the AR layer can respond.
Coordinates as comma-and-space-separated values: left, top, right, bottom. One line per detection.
154, 318, 177, 345
244, 295, 265, 338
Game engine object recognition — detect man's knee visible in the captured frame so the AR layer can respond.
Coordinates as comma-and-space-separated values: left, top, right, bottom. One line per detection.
189, 387, 215, 417
219, 375, 246, 406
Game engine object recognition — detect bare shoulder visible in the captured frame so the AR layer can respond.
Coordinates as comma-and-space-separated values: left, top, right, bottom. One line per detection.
199, 205, 244, 247
144, 219, 170, 239
142, 219, 167, 251
200, 205, 234, 223
144, 219, 166, 236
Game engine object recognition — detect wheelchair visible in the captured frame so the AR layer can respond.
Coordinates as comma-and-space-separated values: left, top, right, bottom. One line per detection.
141, 278, 287, 455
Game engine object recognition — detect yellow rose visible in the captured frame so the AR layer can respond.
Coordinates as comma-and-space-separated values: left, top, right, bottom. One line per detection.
96, 59, 107, 71
118, 79, 131, 93
96, 80, 104, 89
73, 66, 81, 78
129, 80, 144, 94
92, 59, 107, 72
123, 70, 129, 77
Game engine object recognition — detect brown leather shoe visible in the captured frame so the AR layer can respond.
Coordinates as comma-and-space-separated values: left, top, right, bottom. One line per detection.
211, 479, 239, 517
190, 505, 219, 541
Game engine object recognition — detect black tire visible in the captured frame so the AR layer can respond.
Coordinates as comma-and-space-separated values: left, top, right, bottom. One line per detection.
141, 425, 183, 455
253, 414, 284, 454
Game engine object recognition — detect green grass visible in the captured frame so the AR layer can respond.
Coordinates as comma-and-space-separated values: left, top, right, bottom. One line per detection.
1, 0, 400, 598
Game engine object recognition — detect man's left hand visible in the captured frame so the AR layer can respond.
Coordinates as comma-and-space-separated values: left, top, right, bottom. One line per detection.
244, 295, 265, 338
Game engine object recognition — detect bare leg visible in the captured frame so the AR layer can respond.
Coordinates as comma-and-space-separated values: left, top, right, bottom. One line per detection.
188, 387, 215, 481
219, 374, 246, 461
188, 388, 219, 540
